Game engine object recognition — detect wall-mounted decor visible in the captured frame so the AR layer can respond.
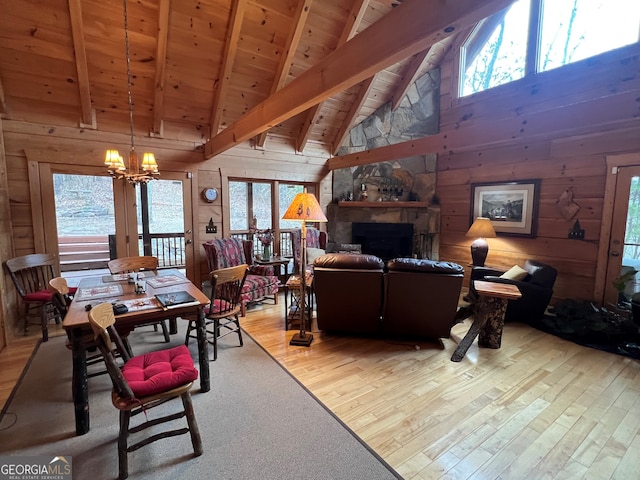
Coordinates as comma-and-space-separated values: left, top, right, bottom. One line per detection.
470, 180, 540, 237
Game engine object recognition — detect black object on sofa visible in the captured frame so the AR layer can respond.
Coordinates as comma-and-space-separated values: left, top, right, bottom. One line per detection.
313, 253, 385, 334
470, 259, 557, 323
383, 258, 464, 339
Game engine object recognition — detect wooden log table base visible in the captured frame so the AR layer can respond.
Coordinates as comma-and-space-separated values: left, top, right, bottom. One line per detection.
451, 281, 521, 362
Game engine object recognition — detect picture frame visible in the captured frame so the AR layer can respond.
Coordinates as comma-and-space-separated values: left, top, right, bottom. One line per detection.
470, 180, 540, 237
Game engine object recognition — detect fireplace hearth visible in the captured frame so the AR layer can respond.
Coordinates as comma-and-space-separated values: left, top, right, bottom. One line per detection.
352, 222, 414, 261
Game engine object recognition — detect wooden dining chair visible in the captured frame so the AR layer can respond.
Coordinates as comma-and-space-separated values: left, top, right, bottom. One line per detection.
185, 264, 248, 361
107, 255, 170, 342
5, 253, 62, 342
88, 303, 202, 479
48, 276, 75, 317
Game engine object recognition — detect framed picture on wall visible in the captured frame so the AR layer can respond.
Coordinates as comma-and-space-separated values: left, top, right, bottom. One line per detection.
470, 180, 540, 237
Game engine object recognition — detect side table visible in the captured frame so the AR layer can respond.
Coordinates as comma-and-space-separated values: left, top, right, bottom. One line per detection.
284, 271, 314, 330
451, 280, 521, 362
255, 256, 292, 285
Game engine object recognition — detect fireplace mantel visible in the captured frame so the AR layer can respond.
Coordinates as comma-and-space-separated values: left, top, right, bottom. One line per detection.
337, 201, 428, 208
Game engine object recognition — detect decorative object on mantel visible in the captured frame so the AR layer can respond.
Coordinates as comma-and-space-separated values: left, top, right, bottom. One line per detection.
104, 0, 159, 185
282, 190, 327, 347
556, 188, 581, 220
466, 217, 497, 267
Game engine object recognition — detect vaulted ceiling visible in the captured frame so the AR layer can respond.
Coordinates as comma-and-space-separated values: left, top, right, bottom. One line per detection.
0, 0, 513, 158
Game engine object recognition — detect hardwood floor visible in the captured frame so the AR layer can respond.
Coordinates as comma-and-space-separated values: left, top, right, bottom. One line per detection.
2, 296, 639, 479
241, 295, 640, 480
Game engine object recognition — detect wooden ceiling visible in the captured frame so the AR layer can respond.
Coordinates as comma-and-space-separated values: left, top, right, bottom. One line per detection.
0, 0, 512, 158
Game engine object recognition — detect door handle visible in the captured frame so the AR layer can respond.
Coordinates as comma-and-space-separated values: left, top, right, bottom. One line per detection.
185, 239, 192, 245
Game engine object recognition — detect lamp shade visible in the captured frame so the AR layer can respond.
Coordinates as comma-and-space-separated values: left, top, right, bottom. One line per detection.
282, 193, 328, 223
466, 217, 496, 239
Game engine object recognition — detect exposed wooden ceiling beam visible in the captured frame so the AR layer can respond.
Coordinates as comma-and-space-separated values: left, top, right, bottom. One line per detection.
328, 89, 640, 170
297, 0, 369, 153
151, 0, 171, 137
257, 0, 314, 148
67, 0, 93, 127
331, 76, 375, 155
209, 0, 247, 138
205, 0, 517, 159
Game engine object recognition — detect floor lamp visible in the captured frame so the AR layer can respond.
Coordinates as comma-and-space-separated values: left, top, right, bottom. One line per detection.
282, 191, 327, 346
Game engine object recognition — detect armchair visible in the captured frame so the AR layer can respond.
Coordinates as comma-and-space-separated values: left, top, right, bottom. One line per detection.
203, 237, 279, 316
470, 259, 558, 323
291, 227, 327, 273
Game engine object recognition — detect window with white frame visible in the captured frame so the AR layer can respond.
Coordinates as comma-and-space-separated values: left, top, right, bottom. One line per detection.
460, 0, 640, 97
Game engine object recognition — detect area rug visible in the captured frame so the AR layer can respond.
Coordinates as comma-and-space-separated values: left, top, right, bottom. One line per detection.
530, 299, 640, 359
0, 325, 401, 480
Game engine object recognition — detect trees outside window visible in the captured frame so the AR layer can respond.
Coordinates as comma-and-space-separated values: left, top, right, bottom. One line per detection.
460, 0, 640, 97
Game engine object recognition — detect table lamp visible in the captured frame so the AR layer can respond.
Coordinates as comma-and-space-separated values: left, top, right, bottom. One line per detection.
282, 191, 327, 346
466, 217, 496, 267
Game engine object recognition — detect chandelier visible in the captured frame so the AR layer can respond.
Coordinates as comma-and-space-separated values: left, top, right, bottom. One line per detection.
105, 0, 159, 185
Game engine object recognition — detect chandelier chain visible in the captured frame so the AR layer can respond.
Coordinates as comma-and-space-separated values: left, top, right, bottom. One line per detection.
122, 0, 135, 153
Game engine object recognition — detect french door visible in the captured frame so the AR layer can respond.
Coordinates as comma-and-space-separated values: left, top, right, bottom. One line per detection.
603, 163, 640, 306
40, 165, 194, 278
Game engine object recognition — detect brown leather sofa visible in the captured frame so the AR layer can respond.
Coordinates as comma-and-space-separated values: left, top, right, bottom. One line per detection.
313, 253, 385, 334
312, 254, 464, 338
383, 258, 464, 339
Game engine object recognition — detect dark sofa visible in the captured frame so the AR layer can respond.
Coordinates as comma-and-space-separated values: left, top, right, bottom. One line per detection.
383, 258, 465, 338
312, 253, 464, 339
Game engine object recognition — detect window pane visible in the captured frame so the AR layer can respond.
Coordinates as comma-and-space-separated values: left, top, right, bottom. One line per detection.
229, 181, 249, 231
279, 184, 305, 229
622, 176, 640, 298
136, 180, 184, 234
539, 0, 640, 72
461, 0, 530, 96
252, 182, 272, 230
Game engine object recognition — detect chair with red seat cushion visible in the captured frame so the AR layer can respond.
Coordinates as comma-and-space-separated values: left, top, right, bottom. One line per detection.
185, 264, 248, 361
88, 302, 202, 480
5, 253, 62, 342
202, 238, 278, 316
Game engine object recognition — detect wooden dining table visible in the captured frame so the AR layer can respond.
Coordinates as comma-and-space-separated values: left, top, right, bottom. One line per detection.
62, 269, 210, 436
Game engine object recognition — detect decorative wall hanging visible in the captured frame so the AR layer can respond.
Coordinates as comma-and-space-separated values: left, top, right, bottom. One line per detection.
470, 180, 540, 237
556, 188, 581, 220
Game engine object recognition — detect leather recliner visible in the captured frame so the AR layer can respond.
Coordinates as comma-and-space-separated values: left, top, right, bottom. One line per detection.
313, 253, 385, 334
470, 259, 558, 323
383, 258, 465, 339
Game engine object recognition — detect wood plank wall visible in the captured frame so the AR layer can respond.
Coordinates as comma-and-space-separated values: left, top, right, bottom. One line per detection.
0, 121, 329, 338
436, 42, 640, 304
0, 116, 12, 346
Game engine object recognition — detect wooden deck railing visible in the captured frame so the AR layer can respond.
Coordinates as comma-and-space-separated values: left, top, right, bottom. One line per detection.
59, 233, 186, 272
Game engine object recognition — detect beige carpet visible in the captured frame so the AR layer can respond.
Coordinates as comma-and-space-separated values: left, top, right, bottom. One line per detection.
0, 323, 401, 479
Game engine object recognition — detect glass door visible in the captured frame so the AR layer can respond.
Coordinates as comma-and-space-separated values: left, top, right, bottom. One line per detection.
604, 165, 640, 306
135, 174, 193, 273
52, 173, 116, 274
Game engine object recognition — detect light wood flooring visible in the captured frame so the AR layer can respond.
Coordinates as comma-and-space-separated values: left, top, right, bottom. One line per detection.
2, 295, 639, 479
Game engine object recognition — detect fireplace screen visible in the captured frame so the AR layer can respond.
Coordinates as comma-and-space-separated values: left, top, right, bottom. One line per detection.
352, 222, 414, 260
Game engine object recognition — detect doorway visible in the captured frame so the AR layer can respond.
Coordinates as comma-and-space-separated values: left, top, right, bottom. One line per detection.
41, 166, 194, 280
603, 160, 640, 306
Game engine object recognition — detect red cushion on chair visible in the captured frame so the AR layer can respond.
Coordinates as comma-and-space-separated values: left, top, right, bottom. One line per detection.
122, 345, 198, 397
204, 299, 230, 315
23, 290, 53, 302
68, 286, 78, 295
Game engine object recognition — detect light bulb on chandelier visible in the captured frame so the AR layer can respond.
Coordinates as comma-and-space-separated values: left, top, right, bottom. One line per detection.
105, 0, 160, 185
